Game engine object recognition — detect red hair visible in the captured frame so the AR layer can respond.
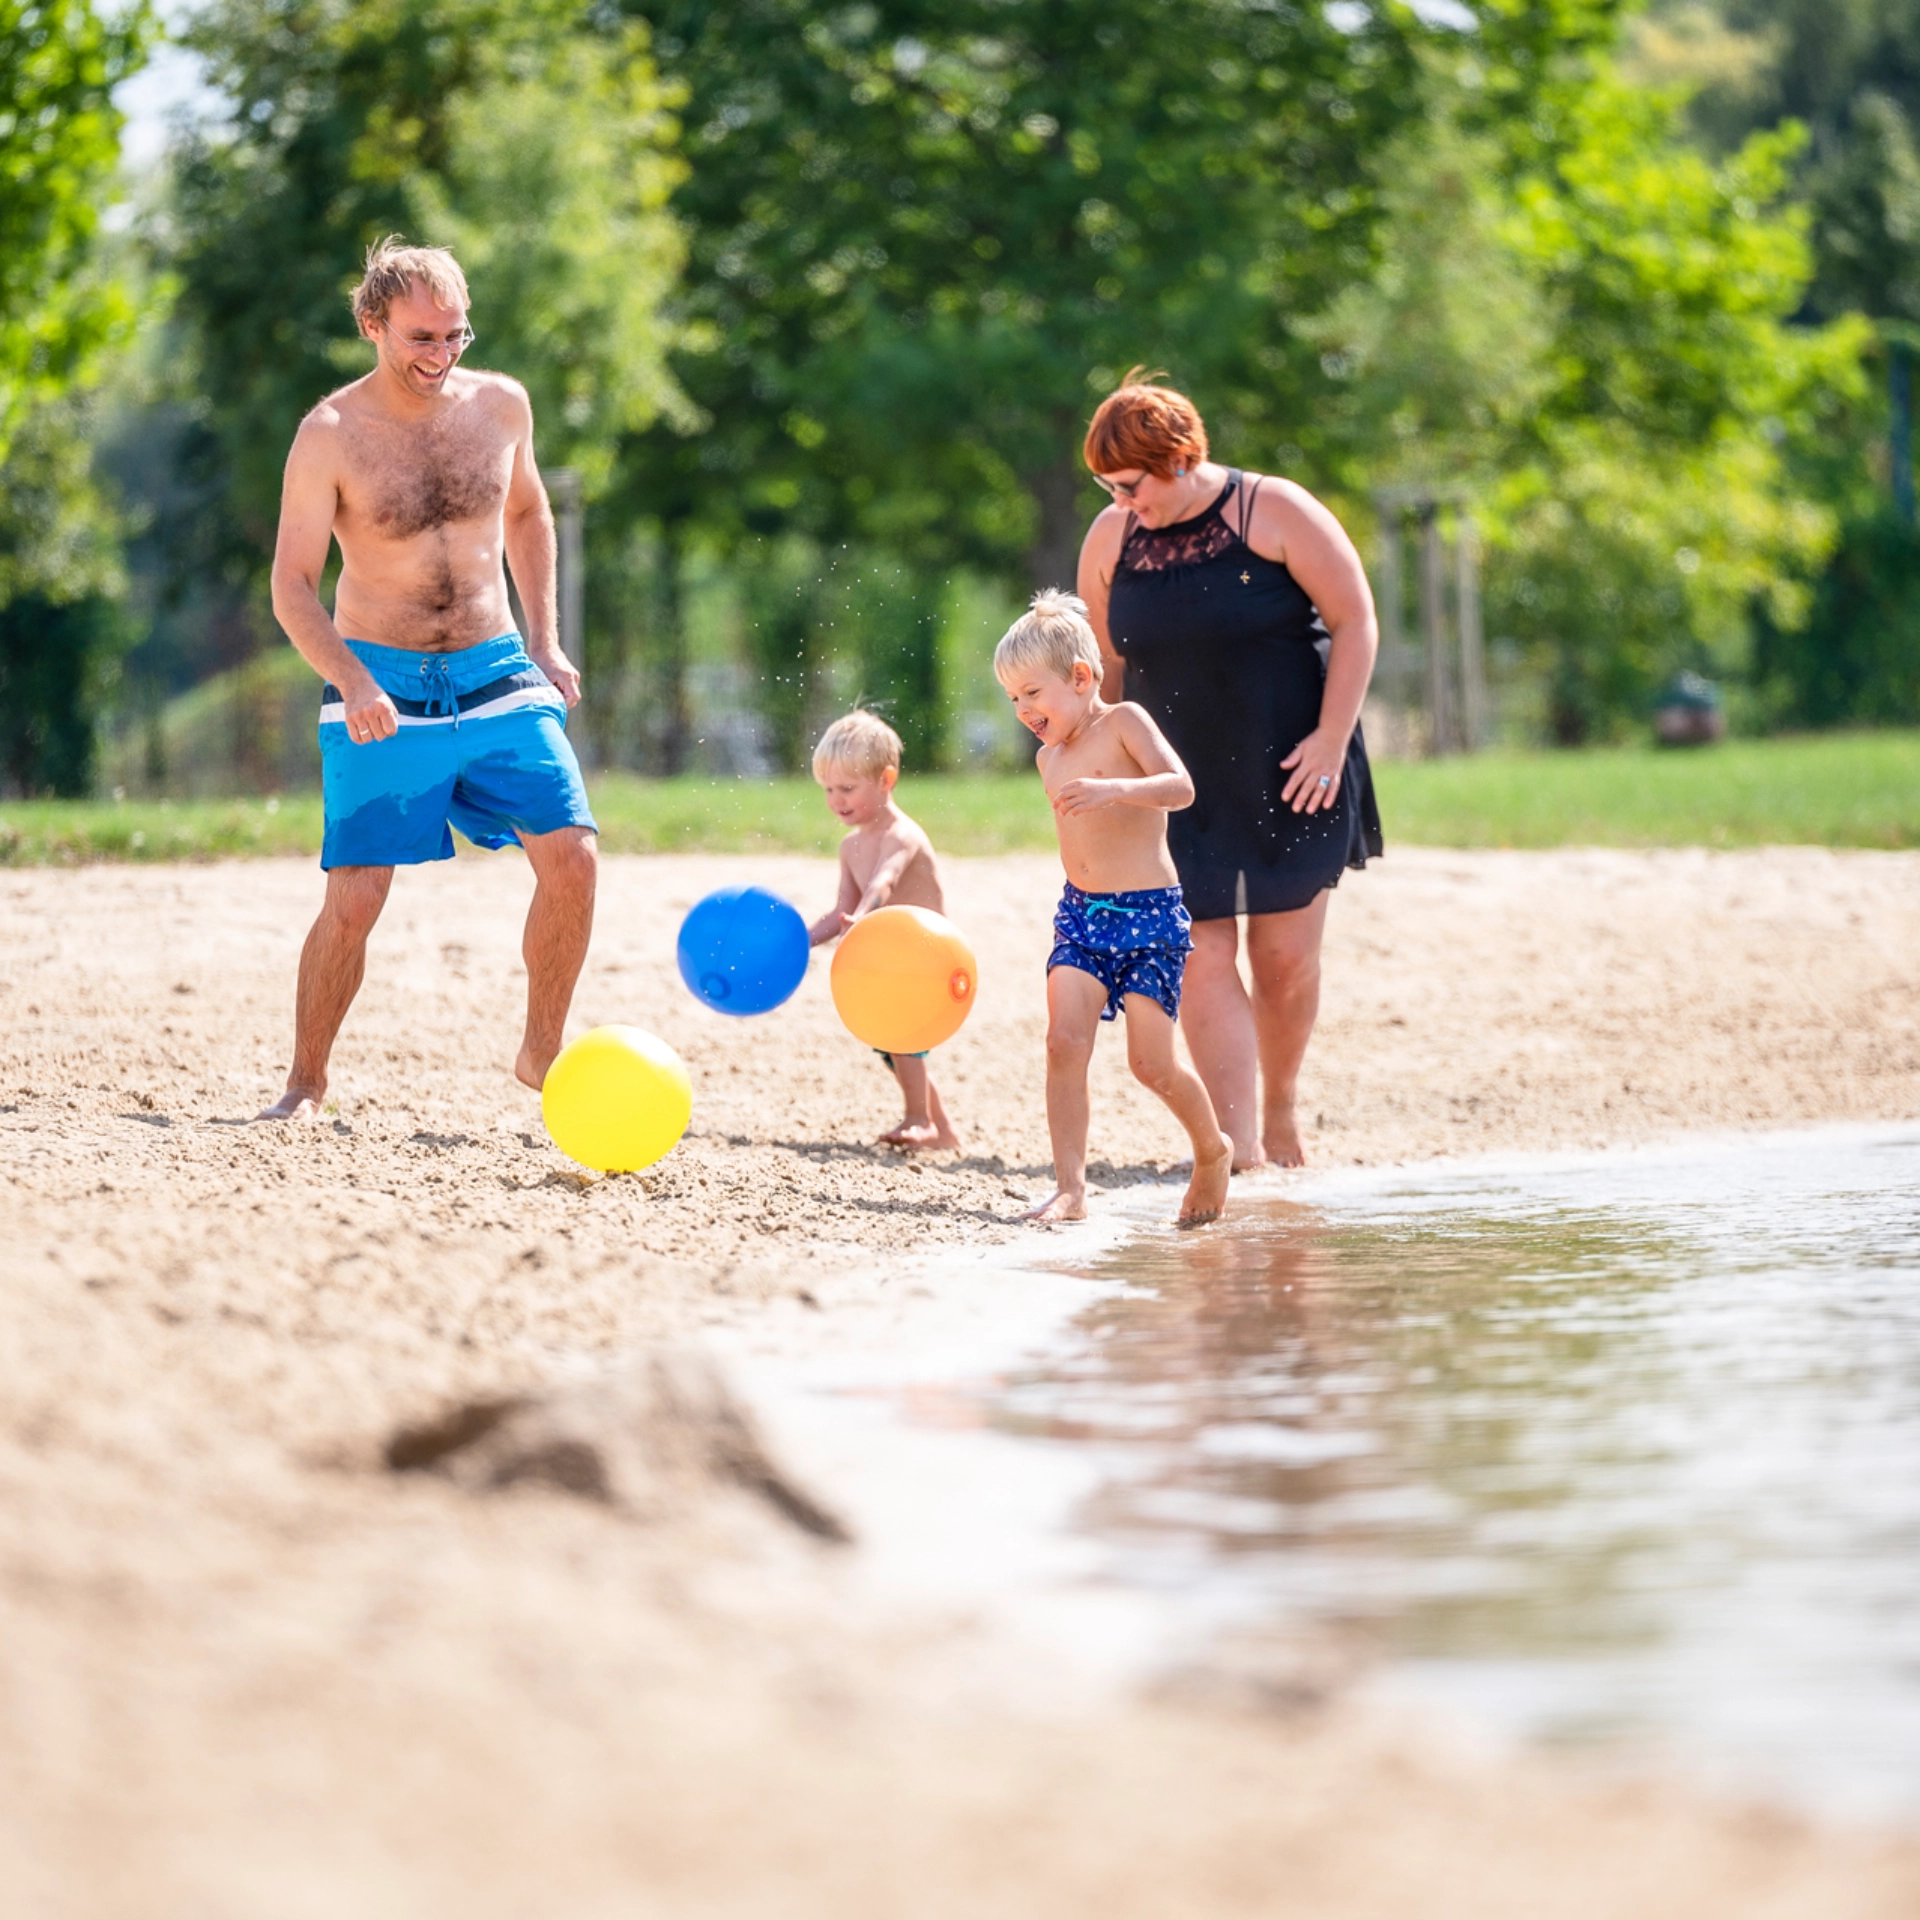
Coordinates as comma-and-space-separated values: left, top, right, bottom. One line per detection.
1083, 368, 1210, 478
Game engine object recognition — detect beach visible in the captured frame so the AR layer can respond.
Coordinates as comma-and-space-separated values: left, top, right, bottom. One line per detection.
3, 844, 1919, 1916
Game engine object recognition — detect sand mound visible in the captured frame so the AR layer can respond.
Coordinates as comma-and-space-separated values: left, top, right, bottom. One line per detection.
386, 1350, 849, 1540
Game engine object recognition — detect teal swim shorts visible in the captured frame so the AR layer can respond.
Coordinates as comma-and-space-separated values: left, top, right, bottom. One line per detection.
318, 633, 596, 869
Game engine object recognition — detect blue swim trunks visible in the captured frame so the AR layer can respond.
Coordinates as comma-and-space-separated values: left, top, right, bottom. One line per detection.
318, 633, 596, 869
1047, 881, 1193, 1022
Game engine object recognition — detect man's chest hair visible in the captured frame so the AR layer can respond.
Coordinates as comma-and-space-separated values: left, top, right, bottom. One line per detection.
343, 405, 511, 540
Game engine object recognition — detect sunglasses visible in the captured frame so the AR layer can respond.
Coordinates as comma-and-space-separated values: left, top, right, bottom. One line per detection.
1092, 472, 1149, 501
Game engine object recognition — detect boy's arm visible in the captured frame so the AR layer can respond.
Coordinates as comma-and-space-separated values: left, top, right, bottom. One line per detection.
1050, 706, 1196, 817
849, 829, 920, 917
808, 845, 864, 945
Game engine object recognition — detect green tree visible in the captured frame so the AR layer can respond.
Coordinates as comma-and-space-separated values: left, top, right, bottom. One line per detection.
1310, 60, 1868, 741
164, 0, 687, 579
1, 0, 144, 457
0, 0, 147, 792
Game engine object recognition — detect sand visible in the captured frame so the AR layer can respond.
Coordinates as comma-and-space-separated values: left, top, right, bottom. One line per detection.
3, 844, 1918, 1916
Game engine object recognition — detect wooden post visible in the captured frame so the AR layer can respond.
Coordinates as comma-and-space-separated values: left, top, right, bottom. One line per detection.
1373, 500, 1405, 702
547, 467, 584, 666
1419, 504, 1453, 756
1456, 513, 1487, 750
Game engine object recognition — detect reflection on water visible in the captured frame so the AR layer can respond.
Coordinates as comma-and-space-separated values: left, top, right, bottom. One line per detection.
985, 1129, 1920, 1822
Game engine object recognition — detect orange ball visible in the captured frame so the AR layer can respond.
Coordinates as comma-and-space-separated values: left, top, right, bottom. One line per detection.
830, 905, 977, 1055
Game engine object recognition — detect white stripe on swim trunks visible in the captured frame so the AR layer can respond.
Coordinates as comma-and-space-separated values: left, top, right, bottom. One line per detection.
318, 686, 564, 727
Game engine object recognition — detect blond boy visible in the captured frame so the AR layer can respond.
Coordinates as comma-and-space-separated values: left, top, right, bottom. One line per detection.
807, 710, 959, 1150
996, 591, 1230, 1226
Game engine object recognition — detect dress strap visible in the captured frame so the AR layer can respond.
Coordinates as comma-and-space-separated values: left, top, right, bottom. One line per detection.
1236, 469, 1264, 544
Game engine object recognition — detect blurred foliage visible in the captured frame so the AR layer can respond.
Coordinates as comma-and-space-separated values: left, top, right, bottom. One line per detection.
169, 0, 687, 548
1312, 57, 1868, 741
1627, 0, 1920, 729
621, 0, 1429, 580
1754, 508, 1920, 724
37, 0, 1920, 786
0, 0, 147, 793
0, 0, 145, 456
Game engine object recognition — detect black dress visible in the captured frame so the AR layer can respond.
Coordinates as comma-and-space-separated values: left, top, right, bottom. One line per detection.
1107, 469, 1384, 922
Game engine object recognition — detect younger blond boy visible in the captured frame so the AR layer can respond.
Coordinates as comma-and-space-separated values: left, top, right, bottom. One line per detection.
996, 591, 1230, 1226
807, 710, 959, 1151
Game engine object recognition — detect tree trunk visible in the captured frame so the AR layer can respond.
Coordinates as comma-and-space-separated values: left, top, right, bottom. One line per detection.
1027, 440, 1090, 597
656, 536, 692, 776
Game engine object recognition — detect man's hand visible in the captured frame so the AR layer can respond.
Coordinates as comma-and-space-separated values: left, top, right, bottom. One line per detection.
530, 645, 582, 708
343, 674, 400, 746
1052, 776, 1123, 816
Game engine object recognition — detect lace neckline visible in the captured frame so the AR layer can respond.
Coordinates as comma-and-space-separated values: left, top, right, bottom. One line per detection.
1119, 473, 1243, 575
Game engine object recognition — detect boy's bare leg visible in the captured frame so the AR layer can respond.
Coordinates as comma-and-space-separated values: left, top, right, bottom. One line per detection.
514, 826, 598, 1091
1244, 895, 1329, 1168
1025, 966, 1107, 1223
1122, 994, 1232, 1226
257, 864, 395, 1120
879, 1055, 960, 1151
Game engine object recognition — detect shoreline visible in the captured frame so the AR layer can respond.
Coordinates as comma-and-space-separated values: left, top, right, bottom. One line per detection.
3, 848, 1918, 1913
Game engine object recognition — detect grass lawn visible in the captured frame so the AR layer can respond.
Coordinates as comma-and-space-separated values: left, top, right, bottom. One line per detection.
3, 730, 1916, 865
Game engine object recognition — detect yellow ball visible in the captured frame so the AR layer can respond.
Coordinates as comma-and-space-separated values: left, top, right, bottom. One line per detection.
830, 905, 977, 1055
541, 1025, 692, 1173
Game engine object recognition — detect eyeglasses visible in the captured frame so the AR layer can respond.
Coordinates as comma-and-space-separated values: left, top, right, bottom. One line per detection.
1092, 472, 1148, 500
381, 319, 475, 359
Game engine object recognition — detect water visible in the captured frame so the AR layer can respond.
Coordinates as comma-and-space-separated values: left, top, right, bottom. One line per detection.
980, 1128, 1920, 1823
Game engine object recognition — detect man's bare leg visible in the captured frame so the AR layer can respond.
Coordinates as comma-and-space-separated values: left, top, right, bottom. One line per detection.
1122, 994, 1232, 1225
514, 826, 598, 1091
1024, 966, 1106, 1224
258, 865, 395, 1120
879, 1055, 961, 1151
1244, 895, 1330, 1168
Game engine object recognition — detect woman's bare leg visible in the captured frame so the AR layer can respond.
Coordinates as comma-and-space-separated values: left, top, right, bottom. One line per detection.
1122, 995, 1232, 1225
1179, 916, 1264, 1170
1244, 893, 1330, 1168
1025, 965, 1108, 1223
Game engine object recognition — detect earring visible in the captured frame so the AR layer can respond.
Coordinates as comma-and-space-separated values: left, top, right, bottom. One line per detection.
1176, 466, 1186, 475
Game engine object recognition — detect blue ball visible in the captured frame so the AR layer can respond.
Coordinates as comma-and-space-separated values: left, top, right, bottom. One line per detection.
676, 885, 810, 1016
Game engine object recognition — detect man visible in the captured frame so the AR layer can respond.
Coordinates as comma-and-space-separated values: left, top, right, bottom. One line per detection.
259, 237, 598, 1121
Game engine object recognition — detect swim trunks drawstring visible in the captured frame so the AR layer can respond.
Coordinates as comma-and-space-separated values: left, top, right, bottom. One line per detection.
420, 656, 458, 728
1087, 899, 1143, 916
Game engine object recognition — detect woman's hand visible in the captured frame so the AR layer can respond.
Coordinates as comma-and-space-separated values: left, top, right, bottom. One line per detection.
1280, 729, 1348, 814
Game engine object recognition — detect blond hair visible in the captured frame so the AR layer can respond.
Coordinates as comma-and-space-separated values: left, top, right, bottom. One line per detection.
811, 709, 902, 782
351, 235, 470, 330
994, 588, 1104, 684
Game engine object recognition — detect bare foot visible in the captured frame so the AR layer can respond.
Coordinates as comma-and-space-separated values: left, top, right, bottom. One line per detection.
256, 1085, 324, 1122
514, 1044, 553, 1093
1178, 1131, 1233, 1227
1231, 1148, 1271, 1176
1021, 1189, 1087, 1225
1263, 1108, 1306, 1169
879, 1121, 962, 1151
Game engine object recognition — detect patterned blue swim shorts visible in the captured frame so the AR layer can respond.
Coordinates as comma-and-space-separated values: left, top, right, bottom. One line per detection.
319, 633, 596, 870
1047, 881, 1193, 1023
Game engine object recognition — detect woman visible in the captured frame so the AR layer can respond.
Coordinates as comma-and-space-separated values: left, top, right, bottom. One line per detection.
1076, 371, 1382, 1170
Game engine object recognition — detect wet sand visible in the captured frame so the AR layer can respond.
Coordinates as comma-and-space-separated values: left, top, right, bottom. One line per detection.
3, 846, 1918, 1916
